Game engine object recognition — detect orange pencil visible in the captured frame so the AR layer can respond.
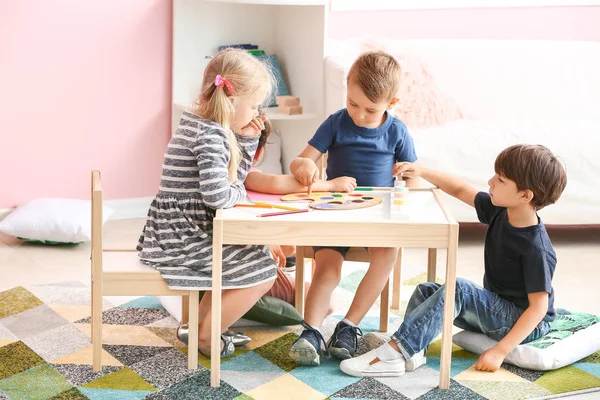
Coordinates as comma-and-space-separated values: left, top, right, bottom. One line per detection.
234, 203, 272, 209
253, 202, 300, 211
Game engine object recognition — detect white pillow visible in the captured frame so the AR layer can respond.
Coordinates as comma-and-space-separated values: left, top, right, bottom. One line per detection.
453, 311, 600, 371
254, 128, 283, 175
0, 198, 114, 243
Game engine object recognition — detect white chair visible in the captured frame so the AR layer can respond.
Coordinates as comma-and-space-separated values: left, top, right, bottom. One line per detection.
90, 170, 200, 371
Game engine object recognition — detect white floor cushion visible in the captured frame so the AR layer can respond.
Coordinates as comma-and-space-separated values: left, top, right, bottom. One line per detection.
453, 309, 600, 371
0, 198, 113, 243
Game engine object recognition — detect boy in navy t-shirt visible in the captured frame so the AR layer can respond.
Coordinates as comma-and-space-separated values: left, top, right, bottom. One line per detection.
340, 144, 567, 377
288, 51, 418, 366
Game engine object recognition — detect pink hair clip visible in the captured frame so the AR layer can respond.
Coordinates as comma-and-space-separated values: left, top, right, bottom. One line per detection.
214, 74, 236, 94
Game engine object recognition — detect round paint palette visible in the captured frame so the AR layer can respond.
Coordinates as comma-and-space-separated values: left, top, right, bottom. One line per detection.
280, 192, 382, 210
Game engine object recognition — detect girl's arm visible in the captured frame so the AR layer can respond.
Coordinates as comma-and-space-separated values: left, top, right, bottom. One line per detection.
195, 127, 258, 209
245, 171, 356, 194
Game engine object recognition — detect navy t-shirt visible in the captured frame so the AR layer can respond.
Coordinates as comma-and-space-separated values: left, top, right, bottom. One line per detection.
308, 109, 417, 187
475, 192, 557, 321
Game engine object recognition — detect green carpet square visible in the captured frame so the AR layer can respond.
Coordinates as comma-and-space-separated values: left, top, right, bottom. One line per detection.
254, 333, 300, 372
82, 367, 156, 392
0, 287, 43, 319
0, 364, 72, 400
0, 341, 45, 380
535, 365, 600, 394
426, 338, 479, 359
581, 351, 600, 364
49, 387, 89, 400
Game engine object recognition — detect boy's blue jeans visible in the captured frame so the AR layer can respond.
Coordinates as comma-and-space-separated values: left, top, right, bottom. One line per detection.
391, 278, 551, 359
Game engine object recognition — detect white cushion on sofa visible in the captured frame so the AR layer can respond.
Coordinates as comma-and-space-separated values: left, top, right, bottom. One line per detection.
0, 198, 114, 243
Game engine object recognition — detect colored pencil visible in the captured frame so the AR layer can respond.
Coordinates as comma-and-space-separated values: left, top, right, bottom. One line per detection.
257, 209, 309, 218
254, 202, 301, 211
234, 204, 272, 209
354, 187, 374, 191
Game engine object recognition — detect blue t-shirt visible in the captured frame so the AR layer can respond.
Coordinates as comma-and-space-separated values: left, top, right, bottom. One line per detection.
308, 109, 417, 187
475, 192, 557, 321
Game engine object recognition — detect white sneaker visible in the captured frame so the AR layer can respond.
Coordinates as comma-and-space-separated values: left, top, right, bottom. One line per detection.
340, 344, 405, 378
363, 332, 426, 372
406, 350, 427, 371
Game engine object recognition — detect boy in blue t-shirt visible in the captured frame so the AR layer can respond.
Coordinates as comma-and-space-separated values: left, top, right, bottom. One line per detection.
340, 144, 568, 377
288, 51, 418, 366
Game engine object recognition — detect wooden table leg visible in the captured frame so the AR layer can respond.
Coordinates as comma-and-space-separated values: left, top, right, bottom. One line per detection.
427, 248, 437, 282
210, 217, 223, 387
295, 246, 305, 317
379, 278, 390, 332
439, 225, 458, 390
187, 291, 199, 369
391, 248, 403, 310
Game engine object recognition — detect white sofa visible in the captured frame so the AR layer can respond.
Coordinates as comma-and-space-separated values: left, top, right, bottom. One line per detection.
325, 40, 600, 225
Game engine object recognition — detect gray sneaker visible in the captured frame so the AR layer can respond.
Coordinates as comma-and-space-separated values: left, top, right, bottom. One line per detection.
289, 321, 330, 366
363, 332, 426, 371
327, 320, 363, 360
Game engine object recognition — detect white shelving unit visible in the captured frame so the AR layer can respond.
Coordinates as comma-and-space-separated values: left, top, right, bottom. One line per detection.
172, 0, 328, 173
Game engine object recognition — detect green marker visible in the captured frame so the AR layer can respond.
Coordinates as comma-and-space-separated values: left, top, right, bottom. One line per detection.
354, 187, 374, 191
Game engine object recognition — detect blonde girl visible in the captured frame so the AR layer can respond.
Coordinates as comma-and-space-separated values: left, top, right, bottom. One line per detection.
137, 49, 276, 357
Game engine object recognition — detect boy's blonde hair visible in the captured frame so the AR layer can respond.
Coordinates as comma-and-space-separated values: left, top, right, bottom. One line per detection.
347, 50, 401, 103
194, 49, 273, 183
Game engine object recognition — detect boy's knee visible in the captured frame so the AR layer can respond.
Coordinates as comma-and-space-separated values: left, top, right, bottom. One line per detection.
417, 282, 439, 297
368, 247, 398, 266
314, 258, 343, 280
455, 278, 470, 292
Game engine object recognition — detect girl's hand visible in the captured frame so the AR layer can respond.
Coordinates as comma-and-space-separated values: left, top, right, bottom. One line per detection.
329, 176, 357, 193
294, 159, 319, 194
239, 115, 267, 137
475, 347, 506, 372
393, 162, 421, 179
267, 245, 286, 268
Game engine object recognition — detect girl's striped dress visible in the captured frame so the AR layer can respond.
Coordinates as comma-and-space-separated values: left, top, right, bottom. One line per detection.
137, 111, 277, 290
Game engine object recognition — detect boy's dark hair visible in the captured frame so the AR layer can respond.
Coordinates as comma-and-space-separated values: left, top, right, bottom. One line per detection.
346, 50, 401, 103
494, 144, 567, 210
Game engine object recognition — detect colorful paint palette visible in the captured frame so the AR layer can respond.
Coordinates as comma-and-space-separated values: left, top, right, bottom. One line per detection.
280, 192, 383, 210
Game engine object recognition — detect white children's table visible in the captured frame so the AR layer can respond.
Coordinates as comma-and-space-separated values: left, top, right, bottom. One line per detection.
206, 187, 458, 389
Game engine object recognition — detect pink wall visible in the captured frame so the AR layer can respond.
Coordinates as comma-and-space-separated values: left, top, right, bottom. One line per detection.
0, 0, 172, 208
1, 3, 599, 208
328, 6, 600, 41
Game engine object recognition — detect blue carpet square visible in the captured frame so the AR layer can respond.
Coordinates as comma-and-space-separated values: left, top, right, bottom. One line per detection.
291, 357, 360, 396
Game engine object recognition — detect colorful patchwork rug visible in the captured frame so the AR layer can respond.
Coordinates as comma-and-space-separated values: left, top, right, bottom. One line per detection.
1, 264, 600, 400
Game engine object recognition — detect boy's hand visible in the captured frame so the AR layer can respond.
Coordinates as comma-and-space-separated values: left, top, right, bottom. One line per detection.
294, 159, 319, 194
329, 176, 357, 193
267, 245, 286, 268
393, 162, 422, 179
475, 347, 506, 372
238, 115, 268, 137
